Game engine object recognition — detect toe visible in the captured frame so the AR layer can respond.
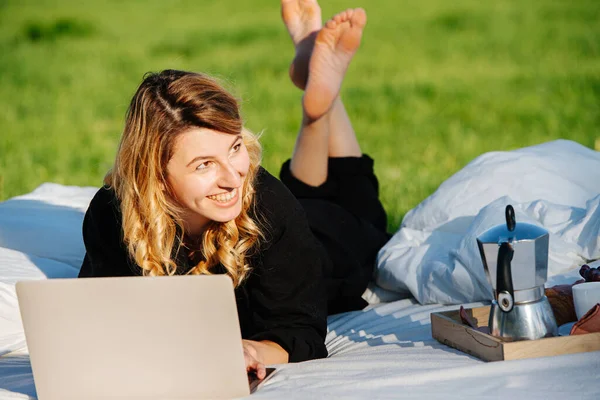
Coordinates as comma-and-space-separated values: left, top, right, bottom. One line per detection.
332, 12, 344, 24
351, 8, 367, 27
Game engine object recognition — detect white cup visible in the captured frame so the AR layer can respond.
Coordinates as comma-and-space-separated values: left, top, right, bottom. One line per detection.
572, 282, 600, 320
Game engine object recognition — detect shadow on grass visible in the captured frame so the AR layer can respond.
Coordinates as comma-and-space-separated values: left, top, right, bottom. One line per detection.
151, 25, 283, 58
22, 18, 96, 43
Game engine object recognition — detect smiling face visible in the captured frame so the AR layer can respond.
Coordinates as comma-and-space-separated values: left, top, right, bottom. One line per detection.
166, 127, 250, 237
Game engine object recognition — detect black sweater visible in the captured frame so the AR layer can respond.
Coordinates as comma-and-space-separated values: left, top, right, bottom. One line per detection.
79, 167, 329, 362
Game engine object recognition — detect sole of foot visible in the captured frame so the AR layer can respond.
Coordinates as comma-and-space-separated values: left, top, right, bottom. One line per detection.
281, 0, 322, 90
302, 8, 367, 121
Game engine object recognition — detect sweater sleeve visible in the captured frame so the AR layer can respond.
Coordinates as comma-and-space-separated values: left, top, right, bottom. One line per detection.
78, 187, 139, 277
245, 169, 329, 362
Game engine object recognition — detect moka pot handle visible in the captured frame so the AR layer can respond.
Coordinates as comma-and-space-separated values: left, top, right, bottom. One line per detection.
496, 241, 514, 313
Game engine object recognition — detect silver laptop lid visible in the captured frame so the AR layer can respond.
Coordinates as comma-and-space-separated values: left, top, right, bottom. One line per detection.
16, 275, 250, 400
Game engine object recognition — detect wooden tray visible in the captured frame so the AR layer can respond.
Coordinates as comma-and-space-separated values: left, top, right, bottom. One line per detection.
431, 306, 600, 362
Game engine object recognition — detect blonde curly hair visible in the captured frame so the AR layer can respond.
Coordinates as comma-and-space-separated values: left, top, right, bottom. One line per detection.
105, 70, 263, 286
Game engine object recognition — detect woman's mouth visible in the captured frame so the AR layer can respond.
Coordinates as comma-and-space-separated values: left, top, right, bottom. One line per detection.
206, 188, 238, 204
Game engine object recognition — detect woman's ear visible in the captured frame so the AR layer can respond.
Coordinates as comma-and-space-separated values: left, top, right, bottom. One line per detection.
159, 175, 171, 195
161, 178, 178, 204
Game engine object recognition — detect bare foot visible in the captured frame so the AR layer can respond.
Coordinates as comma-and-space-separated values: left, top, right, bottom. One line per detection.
303, 8, 367, 121
281, 0, 322, 90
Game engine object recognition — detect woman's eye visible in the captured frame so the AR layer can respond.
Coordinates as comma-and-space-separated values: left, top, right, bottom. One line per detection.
196, 161, 211, 171
232, 143, 242, 153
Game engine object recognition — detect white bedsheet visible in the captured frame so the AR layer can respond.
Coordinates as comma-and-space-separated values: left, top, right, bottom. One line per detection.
1, 297, 599, 399
1, 154, 600, 399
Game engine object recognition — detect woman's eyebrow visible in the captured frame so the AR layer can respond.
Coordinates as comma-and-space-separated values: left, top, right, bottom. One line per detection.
186, 155, 209, 168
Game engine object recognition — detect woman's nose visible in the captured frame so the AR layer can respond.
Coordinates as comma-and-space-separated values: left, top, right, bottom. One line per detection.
218, 162, 242, 188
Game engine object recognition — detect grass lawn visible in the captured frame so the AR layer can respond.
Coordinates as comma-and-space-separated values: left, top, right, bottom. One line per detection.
1, 0, 599, 230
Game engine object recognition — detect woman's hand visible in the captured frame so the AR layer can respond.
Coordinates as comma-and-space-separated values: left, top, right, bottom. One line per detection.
242, 339, 289, 380
242, 340, 266, 380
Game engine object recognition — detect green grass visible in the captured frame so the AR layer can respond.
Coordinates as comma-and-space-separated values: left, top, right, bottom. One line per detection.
1, 0, 599, 231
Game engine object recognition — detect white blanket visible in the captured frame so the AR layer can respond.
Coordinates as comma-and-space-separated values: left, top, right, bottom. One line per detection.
1, 294, 599, 399
376, 140, 600, 304
1, 143, 599, 399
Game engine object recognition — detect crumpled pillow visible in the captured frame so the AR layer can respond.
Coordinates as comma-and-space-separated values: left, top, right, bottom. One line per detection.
375, 140, 600, 305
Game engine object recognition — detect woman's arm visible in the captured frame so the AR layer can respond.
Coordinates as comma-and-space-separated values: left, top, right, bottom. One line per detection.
249, 340, 288, 364
244, 169, 329, 363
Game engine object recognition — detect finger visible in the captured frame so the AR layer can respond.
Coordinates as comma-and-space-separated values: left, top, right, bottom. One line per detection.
243, 353, 266, 380
243, 350, 258, 370
242, 340, 266, 379
255, 361, 266, 380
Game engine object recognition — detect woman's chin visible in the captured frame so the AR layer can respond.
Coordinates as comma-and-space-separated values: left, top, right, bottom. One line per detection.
209, 203, 243, 223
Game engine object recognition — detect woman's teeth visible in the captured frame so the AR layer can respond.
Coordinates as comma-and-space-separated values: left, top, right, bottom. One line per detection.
207, 188, 237, 203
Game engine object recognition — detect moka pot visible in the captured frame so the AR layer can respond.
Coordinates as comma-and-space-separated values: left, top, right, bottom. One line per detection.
476, 205, 558, 341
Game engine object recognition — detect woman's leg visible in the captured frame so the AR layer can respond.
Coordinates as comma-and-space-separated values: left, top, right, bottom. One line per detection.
282, 1, 361, 158
281, 3, 386, 314
327, 97, 361, 158
289, 113, 331, 187
282, 1, 366, 185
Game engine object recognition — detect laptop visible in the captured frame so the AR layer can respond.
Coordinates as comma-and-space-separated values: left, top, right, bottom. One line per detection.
16, 275, 275, 399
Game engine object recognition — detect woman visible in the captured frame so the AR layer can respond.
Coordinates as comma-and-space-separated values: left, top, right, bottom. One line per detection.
79, 1, 390, 379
